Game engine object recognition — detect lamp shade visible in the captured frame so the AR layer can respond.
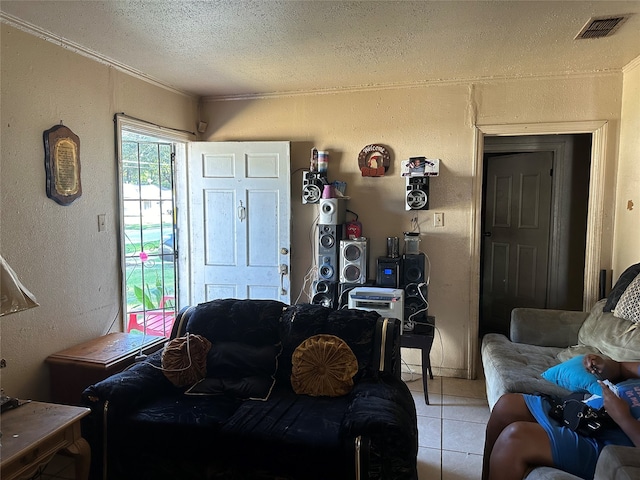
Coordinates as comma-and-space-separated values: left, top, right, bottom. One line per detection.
0, 254, 39, 316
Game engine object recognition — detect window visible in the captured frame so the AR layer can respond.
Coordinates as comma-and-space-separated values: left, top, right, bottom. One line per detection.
116, 115, 189, 337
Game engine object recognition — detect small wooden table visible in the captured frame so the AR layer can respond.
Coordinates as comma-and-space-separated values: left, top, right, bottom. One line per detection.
1, 401, 91, 480
400, 316, 435, 404
46, 332, 166, 405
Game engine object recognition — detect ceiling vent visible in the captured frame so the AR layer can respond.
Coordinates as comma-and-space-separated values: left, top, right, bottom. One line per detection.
575, 14, 631, 39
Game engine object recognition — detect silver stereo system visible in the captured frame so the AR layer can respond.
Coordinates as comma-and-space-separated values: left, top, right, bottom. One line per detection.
405, 176, 429, 211
319, 198, 347, 225
339, 237, 369, 284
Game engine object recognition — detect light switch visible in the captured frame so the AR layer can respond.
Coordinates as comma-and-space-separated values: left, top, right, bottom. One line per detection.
98, 214, 106, 232
434, 212, 444, 227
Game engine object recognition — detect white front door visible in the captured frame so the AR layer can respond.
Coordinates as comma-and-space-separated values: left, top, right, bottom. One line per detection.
184, 141, 291, 305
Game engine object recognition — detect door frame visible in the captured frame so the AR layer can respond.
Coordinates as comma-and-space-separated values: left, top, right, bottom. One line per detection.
469, 121, 609, 378
483, 136, 591, 312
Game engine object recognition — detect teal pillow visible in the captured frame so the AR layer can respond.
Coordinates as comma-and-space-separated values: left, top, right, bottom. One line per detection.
541, 354, 602, 396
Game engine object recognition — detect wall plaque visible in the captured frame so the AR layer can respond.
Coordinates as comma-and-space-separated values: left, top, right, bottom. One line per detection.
44, 124, 81, 205
358, 144, 391, 177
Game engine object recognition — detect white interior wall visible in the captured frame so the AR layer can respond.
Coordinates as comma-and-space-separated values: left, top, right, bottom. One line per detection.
613, 57, 640, 276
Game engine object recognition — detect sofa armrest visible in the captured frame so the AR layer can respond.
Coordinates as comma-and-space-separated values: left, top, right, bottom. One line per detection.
372, 317, 402, 378
594, 445, 640, 480
525, 466, 582, 480
81, 350, 176, 413
510, 308, 588, 347
341, 376, 418, 480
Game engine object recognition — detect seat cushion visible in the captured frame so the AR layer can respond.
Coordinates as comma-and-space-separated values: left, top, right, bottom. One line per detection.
115, 394, 241, 462
278, 304, 381, 386
185, 298, 285, 346
220, 386, 354, 479
603, 263, 640, 312
578, 299, 640, 362
177, 299, 286, 399
481, 333, 572, 409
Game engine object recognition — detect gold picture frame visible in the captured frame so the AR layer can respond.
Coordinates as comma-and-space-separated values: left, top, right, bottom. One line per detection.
43, 124, 81, 205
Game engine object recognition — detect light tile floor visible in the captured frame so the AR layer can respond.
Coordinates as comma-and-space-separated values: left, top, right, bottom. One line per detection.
40, 375, 491, 480
405, 372, 490, 480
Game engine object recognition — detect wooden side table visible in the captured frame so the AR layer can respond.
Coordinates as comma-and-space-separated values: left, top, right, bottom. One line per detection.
1, 401, 91, 480
400, 316, 435, 404
46, 332, 166, 405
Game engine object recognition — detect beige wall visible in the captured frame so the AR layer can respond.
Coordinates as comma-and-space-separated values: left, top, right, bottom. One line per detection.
0, 24, 197, 400
613, 58, 640, 277
201, 74, 623, 378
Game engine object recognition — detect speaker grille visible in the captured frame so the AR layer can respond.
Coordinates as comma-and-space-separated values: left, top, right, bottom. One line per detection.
312, 280, 338, 309
343, 264, 362, 282
402, 253, 425, 287
320, 233, 335, 248
344, 244, 362, 261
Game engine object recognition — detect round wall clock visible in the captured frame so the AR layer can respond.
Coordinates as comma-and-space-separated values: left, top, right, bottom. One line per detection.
358, 144, 391, 177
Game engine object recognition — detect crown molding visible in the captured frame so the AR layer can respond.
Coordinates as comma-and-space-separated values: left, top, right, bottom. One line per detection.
1, 12, 197, 99
202, 70, 621, 102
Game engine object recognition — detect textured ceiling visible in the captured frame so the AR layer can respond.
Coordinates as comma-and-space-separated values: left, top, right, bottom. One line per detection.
2, 0, 640, 98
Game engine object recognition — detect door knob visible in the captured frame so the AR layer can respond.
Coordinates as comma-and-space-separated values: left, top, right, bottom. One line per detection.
483, 231, 492, 237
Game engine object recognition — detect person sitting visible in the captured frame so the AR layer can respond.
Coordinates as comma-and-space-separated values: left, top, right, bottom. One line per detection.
481, 354, 640, 480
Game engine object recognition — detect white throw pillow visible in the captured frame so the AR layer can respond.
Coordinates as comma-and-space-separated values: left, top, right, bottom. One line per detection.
614, 272, 640, 325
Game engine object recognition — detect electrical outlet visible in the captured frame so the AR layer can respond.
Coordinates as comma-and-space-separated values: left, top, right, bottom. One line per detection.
98, 214, 106, 232
434, 212, 444, 227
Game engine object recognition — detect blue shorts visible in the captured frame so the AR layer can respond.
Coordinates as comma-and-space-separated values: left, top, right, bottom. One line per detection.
524, 394, 602, 479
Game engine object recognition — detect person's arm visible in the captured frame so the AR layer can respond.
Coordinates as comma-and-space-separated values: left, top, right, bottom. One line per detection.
583, 355, 640, 382
599, 380, 640, 447
619, 361, 640, 380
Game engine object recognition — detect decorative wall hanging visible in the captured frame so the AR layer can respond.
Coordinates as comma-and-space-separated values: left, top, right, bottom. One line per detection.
400, 157, 440, 177
358, 144, 391, 177
44, 123, 82, 205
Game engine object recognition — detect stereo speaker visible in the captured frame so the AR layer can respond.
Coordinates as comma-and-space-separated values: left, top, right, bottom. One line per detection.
317, 224, 342, 282
405, 176, 429, 211
318, 254, 339, 282
318, 224, 344, 254
402, 253, 425, 286
302, 171, 325, 204
404, 297, 428, 333
312, 280, 338, 309
319, 198, 347, 225
404, 282, 429, 333
340, 238, 369, 284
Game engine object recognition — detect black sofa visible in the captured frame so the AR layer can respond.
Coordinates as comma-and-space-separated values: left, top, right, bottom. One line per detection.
81, 299, 418, 480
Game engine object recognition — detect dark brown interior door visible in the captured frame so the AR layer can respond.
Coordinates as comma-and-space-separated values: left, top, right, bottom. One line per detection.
481, 152, 553, 335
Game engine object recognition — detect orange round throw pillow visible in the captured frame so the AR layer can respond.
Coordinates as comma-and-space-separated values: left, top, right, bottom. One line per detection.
291, 334, 358, 397
161, 333, 211, 387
